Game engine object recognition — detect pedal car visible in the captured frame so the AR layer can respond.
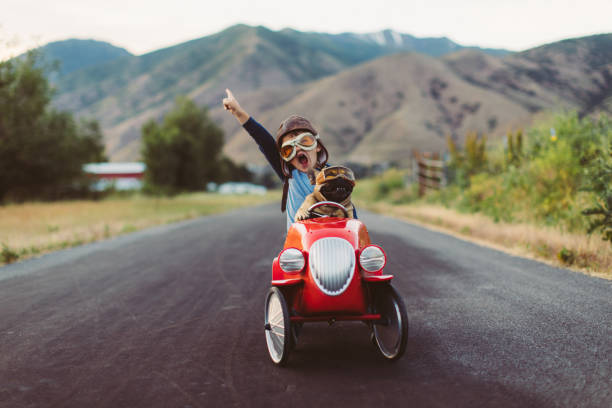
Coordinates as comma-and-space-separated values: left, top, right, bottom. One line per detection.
264, 201, 408, 365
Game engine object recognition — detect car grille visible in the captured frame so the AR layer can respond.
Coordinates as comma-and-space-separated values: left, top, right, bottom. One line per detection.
309, 237, 355, 296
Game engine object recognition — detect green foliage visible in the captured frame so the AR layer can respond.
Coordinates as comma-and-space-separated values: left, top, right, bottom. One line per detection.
581, 134, 612, 244
505, 130, 523, 167
436, 112, 611, 235
523, 139, 582, 225
1, 243, 19, 263
458, 173, 513, 222
375, 169, 405, 199
351, 169, 416, 205
141, 96, 227, 195
0, 51, 107, 202
218, 156, 253, 183
527, 112, 602, 165
447, 132, 487, 187
557, 247, 575, 265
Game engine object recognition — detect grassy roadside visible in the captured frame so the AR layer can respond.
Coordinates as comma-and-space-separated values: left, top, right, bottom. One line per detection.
356, 200, 611, 280
353, 173, 611, 280
0, 192, 277, 265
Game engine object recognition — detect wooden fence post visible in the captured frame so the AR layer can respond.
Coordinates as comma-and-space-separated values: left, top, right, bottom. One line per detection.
412, 150, 446, 196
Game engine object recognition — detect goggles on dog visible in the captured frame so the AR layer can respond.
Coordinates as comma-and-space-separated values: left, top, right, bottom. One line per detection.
315, 166, 355, 186
280, 132, 319, 162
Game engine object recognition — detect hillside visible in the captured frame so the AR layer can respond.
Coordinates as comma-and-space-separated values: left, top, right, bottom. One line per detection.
47, 28, 612, 164
49, 24, 510, 161
34, 39, 132, 78
217, 53, 531, 166
444, 34, 612, 115
219, 34, 612, 167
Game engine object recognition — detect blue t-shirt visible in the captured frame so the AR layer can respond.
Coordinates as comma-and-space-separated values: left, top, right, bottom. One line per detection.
285, 169, 315, 230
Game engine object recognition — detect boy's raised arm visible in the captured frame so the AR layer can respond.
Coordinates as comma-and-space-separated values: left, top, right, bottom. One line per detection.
222, 88, 283, 180
223, 88, 249, 125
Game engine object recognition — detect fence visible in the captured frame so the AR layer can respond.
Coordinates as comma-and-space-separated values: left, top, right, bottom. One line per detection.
412, 150, 446, 196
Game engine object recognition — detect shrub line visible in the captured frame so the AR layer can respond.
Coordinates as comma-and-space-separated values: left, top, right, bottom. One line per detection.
359, 201, 611, 280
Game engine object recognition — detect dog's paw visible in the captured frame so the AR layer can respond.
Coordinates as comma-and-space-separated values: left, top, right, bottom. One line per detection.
295, 209, 309, 221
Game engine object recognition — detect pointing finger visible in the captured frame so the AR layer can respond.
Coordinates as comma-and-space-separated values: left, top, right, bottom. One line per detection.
225, 88, 234, 99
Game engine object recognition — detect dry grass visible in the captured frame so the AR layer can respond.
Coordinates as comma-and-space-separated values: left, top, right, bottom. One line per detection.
357, 200, 612, 280
0, 192, 277, 265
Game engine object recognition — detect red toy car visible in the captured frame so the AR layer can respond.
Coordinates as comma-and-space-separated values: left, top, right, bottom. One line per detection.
264, 201, 408, 365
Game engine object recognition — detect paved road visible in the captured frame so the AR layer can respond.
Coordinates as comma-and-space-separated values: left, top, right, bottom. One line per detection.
1, 204, 610, 408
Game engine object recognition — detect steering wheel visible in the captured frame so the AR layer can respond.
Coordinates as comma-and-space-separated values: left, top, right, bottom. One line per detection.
307, 201, 349, 219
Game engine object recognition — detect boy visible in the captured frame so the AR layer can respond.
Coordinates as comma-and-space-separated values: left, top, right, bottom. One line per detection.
223, 89, 355, 229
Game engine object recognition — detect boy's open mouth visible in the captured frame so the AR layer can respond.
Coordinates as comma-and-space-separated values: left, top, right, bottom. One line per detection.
297, 152, 309, 167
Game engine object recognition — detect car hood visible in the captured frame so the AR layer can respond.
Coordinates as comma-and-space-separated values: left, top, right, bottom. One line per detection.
284, 218, 371, 251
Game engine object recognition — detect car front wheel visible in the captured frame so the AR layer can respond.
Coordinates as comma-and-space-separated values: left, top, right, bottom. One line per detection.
264, 287, 291, 365
371, 284, 408, 361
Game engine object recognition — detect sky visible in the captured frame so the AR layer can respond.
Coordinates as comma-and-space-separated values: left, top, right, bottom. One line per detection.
2, 0, 611, 60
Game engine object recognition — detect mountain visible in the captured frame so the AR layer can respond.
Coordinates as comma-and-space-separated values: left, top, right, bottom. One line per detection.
46, 27, 611, 166
217, 53, 531, 166
34, 39, 132, 78
444, 34, 612, 115
49, 24, 510, 161
218, 34, 612, 166
354, 29, 509, 57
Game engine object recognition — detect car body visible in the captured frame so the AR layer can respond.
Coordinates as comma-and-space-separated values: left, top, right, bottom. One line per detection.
264, 203, 408, 365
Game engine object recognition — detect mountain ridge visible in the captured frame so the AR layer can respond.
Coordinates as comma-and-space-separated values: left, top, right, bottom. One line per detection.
27, 39, 132, 80
40, 26, 612, 165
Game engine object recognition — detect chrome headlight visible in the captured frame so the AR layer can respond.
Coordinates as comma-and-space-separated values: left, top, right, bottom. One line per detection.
279, 248, 305, 273
359, 245, 386, 273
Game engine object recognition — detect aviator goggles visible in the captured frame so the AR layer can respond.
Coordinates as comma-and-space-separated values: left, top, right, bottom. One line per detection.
315, 166, 355, 186
280, 132, 319, 162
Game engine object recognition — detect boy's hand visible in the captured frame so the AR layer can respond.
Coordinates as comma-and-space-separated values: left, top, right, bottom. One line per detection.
222, 88, 249, 124
222, 88, 239, 112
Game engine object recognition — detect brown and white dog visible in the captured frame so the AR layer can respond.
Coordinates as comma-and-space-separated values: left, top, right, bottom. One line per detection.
295, 166, 355, 221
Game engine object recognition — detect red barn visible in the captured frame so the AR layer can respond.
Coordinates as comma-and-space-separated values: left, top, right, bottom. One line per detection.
83, 162, 146, 191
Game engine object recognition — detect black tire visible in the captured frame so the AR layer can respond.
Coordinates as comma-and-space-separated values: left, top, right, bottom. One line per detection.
264, 287, 292, 365
371, 284, 408, 361
290, 322, 303, 350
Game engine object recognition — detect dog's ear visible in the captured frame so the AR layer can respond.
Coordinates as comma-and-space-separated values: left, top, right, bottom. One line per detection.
307, 169, 317, 185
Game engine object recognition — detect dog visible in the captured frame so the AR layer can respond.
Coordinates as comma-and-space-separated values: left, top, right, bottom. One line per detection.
294, 165, 355, 221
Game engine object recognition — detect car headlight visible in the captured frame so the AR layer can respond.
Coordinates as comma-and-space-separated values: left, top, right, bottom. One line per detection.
279, 248, 305, 273
359, 245, 386, 273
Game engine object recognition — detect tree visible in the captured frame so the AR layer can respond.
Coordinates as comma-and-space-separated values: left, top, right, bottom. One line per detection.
218, 156, 252, 183
0, 51, 107, 201
141, 96, 225, 194
582, 136, 612, 245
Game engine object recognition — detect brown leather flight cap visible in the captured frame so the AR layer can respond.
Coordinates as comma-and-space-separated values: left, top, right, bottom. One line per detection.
276, 115, 318, 145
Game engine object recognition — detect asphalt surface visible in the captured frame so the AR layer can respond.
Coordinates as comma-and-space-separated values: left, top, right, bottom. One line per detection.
1, 203, 611, 408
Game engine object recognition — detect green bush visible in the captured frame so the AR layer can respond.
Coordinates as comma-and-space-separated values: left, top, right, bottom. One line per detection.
581, 134, 612, 244
525, 140, 581, 225
447, 132, 487, 187
1, 243, 19, 264
361, 112, 611, 241
374, 169, 406, 200
505, 130, 524, 168
388, 183, 420, 204
437, 112, 610, 233
459, 173, 513, 222
557, 247, 575, 265
523, 112, 609, 231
